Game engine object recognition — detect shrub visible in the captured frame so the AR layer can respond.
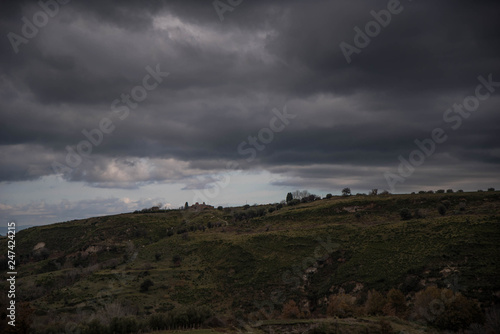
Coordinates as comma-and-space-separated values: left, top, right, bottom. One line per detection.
380, 190, 390, 195
379, 319, 393, 334
326, 193, 333, 199
268, 207, 275, 213
413, 209, 424, 219
457, 189, 464, 192
441, 200, 451, 209
327, 293, 356, 318
370, 189, 378, 196
414, 287, 484, 331
172, 254, 182, 266
140, 279, 154, 292
446, 189, 453, 193
109, 317, 138, 334
83, 319, 108, 334
438, 204, 447, 216
276, 203, 283, 210
433, 294, 484, 331
427, 190, 434, 194
436, 189, 445, 193
384, 288, 407, 318
400, 208, 412, 220
418, 191, 426, 194
365, 290, 386, 315
354, 212, 362, 219
288, 199, 300, 206
282, 300, 302, 319
488, 187, 495, 192
217, 206, 223, 210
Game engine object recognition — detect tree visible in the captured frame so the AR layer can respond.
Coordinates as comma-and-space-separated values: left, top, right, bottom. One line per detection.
342, 187, 351, 196
370, 189, 378, 196
292, 190, 310, 200
325, 193, 333, 199
286, 192, 293, 203
184, 202, 189, 210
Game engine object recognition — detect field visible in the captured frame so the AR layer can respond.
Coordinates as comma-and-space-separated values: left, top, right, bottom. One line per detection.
1, 190, 499, 333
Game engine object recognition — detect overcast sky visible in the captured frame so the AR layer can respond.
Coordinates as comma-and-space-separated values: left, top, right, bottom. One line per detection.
1, 0, 499, 227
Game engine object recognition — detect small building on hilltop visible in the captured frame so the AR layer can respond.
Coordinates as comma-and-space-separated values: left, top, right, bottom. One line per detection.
191, 202, 214, 211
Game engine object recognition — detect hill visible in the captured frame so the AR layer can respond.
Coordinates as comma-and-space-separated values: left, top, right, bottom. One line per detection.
1, 191, 499, 333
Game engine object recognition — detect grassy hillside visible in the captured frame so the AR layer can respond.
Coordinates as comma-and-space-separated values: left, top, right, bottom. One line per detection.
1, 191, 499, 333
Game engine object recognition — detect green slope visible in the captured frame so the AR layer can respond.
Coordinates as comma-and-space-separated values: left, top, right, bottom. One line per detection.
1, 191, 499, 333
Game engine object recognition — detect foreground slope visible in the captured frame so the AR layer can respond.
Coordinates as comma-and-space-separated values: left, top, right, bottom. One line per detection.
1, 191, 499, 333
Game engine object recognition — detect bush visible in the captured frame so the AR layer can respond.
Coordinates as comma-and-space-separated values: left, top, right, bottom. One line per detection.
457, 189, 464, 192
288, 199, 300, 206
172, 254, 182, 266
446, 189, 453, 193
109, 317, 138, 334
365, 290, 386, 315
400, 208, 412, 220
282, 300, 302, 319
441, 200, 451, 209
413, 209, 424, 219
268, 207, 275, 213
438, 204, 447, 216
427, 190, 434, 194
384, 288, 407, 318
83, 319, 108, 334
434, 294, 484, 331
436, 189, 445, 193
276, 203, 283, 210
326, 193, 333, 199
488, 187, 495, 192
379, 319, 393, 334
140, 279, 154, 292
217, 206, 223, 210
418, 191, 426, 194
327, 293, 356, 318
413, 287, 484, 331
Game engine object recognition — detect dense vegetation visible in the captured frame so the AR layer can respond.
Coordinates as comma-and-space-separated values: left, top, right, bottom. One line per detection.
0, 190, 499, 333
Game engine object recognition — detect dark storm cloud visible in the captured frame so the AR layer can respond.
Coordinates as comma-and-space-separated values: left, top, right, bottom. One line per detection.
1, 0, 499, 191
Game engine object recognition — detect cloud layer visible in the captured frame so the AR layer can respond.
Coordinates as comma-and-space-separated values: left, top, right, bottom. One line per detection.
1, 0, 499, 196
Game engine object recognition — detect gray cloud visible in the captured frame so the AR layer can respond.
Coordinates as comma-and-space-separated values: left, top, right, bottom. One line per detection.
1, 0, 499, 193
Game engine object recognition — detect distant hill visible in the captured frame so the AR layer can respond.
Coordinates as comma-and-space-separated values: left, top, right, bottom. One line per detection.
0, 224, 34, 236
1, 191, 498, 333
